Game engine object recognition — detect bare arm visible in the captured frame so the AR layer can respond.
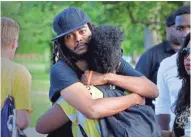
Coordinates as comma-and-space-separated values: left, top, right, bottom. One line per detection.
106, 73, 158, 98
61, 82, 143, 119
81, 71, 158, 98
36, 104, 69, 134
16, 110, 30, 130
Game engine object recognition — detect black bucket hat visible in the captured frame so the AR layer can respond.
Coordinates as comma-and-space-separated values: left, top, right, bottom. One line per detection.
52, 7, 91, 41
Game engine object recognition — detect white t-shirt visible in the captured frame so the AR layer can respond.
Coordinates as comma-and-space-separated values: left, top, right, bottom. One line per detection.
155, 53, 182, 130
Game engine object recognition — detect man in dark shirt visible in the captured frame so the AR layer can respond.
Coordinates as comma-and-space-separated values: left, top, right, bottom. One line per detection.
135, 11, 181, 110
47, 7, 158, 137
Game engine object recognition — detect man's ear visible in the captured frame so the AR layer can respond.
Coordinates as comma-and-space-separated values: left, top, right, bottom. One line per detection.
11, 39, 16, 49
165, 27, 169, 34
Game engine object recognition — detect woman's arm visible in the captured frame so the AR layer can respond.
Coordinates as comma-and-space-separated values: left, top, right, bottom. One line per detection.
36, 104, 69, 134
60, 82, 143, 119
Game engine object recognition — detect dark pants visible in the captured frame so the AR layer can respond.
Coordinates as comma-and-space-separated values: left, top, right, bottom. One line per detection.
47, 121, 73, 137
145, 98, 155, 111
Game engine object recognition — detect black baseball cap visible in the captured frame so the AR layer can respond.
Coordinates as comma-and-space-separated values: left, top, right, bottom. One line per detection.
52, 7, 91, 41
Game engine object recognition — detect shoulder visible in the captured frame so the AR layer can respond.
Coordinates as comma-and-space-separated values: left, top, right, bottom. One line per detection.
146, 41, 167, 54
120, 58, 143, 76
160, 53, 178, 67
14, 62, 31, 79
51, 60, 69, 70
50, 60, 79, 83
159, 53, 178, 73
51, 60, 75, 75
119, 58, 133, 70
138, 42, 164, 60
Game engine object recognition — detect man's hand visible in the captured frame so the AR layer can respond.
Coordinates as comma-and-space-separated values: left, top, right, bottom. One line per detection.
81, 70, 109, 85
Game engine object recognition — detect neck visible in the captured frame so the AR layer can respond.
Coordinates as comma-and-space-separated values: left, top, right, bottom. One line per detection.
76, 60, 88, 72
171, 43, 181, 53
1, 49, 12, 60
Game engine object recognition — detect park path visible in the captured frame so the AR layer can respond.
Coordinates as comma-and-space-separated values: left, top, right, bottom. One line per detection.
24, 127, 47, 137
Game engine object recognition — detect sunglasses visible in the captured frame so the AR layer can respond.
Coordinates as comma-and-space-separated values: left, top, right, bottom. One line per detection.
182, 47, 190, 58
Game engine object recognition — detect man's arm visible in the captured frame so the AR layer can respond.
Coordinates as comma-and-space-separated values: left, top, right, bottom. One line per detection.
60, 82, 143, 119
155, 62, 171, 130
50, 61, 143, 120
105, 73, 158, 98
81, 58, 158, 98
36, 104, 69, 134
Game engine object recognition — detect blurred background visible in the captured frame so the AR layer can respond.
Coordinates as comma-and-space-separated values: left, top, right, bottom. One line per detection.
1, 1, 189, 128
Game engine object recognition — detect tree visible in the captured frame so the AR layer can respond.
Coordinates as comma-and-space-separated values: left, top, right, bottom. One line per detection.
1, 1, 187, 56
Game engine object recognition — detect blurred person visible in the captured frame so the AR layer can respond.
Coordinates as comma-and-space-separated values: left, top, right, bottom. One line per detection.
155, 5, 190, 131
45, 7, 158, 137
135, 11, 180, 110
162, 33, 190, 137
1, 17, 32, 130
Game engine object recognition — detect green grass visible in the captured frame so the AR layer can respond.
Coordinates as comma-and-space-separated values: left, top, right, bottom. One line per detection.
32, 80, 50, 91
31, 69, 50, 91
31, 91, 51, 127
14, 55, 52, 127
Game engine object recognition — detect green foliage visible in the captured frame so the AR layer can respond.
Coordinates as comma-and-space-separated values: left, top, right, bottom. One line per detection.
1, 1, 186, 56
2, 1, 188, 127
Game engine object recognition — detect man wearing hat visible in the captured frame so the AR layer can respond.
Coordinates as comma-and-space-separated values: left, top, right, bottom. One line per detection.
47, 7, 158, 136
135, 11, 181, 110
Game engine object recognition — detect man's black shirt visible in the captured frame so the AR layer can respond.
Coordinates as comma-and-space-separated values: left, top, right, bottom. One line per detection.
135, 40, 176, 109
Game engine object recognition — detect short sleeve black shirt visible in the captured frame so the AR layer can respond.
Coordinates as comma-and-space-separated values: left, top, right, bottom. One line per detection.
135, 40, 175, 84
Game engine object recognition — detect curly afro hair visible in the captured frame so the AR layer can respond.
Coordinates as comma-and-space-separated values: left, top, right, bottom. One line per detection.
87, 25, 124, 73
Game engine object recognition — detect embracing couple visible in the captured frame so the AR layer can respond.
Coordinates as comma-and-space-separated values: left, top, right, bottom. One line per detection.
36, 7, 161, 137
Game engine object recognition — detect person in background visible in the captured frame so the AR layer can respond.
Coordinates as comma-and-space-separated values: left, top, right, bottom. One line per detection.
1, 17, 32, 130
155, 5, 190, 131
162, 33, 190, 137
135, 11, 180, 110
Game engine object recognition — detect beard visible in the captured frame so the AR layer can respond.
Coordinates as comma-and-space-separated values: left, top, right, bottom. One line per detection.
69, 48, 87, 60
168, 34, 180, 45
68, 37, 92, 60
59, 35, 92, 61
65, 42, 90, 61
